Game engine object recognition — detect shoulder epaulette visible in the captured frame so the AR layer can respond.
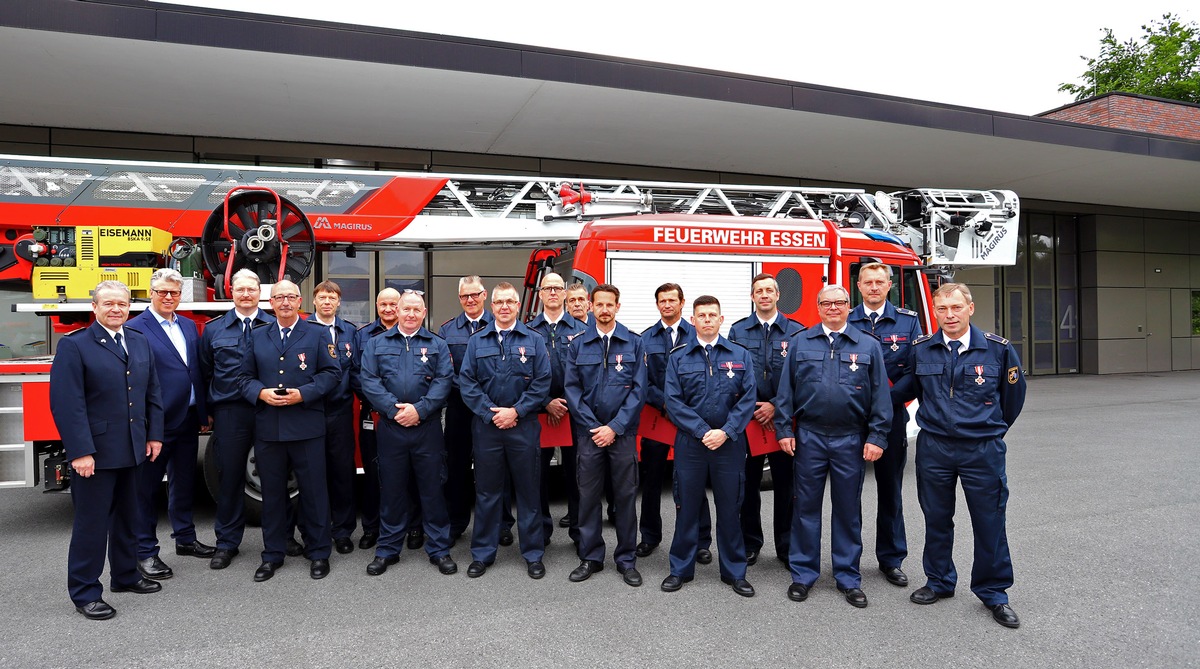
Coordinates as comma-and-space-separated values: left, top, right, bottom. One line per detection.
669, 343, 688, 354
440, 317, 457, 328
341, 319, 358, 329
913, 333, 936, 345
356, 322, 375, 332
251, 320, 272, 330
730, 314, 756, 326
896, 307, 918, 317
66, 327, 87, 337
984, 332, 1010, 345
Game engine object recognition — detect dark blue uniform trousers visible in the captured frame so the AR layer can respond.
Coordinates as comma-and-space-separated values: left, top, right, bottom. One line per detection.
471, 419, 545, 563
256, 436, 331, 563
789, 428, 866, 590
669, 437, 746, 581
872, 404, 909, 569
639, 438, 712, 549
443, 393, 476, 537
576, 432, 638, 568
915, 431, 1013, 606
356, 420, 381, 536
541, 442, 579, 542
212, 401, 256, 550
375, 420, 452, 559
134, 407, 201, 558
68, 466, 141, 606
324, 406, 358, 540
742, 449, 794, 561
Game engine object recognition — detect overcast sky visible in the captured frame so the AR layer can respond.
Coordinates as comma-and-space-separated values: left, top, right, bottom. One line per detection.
160, 1, 1186, 115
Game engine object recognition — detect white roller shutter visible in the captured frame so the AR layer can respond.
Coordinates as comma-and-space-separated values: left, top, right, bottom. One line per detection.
608, 253, 756, 337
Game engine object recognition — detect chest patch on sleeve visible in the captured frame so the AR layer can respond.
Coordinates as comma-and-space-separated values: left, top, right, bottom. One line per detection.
1008, 366, 1020, 384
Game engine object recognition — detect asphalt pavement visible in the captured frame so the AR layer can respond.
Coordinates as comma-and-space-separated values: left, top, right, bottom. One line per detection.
1, 371, 1197, 668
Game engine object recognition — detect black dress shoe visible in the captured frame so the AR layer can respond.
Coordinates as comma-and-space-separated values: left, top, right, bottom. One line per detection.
558, 515, 572, 528
696, 548, 713, 565
618, 565, 643, 587
721, 576, 756, 598
840, 587, 868, 608
660, 574, 693, 592
991, 603, 1021, 629
569, 560, 604, 582
76, 600, 115, 621
175, 540, 217, 558
787, 583, 810, 602
210, 548, 238, 570
137, 556, 173, 581
746, 550, 759, 566
431, 555, 458, 575
110, 578, 162, 594
334, 537, 354, 555
880, 566, 909, 587
367, 555, 399, 576
310, 559, 330, 580
635, 542, 658, 558
406, 529, 425, 550
285, 538, 304, 557
910, 585, 954, 605
467, 560, 489, 578
359, 532, 378, 550
254, 561, 283, 582
527, 560, 546, 579
498, 527, 514, 546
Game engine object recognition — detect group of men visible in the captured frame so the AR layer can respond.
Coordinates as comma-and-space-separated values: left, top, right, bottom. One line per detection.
51, 263, 1025, 630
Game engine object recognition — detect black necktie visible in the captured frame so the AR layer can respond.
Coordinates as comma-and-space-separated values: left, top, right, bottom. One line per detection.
704, 343, 713, 372
242, 317, 252, 340
470, 320, 479, 333
870, 312, 880, 329
113, 332, 127, 362
603, 334, 610, 364
665, 326, 674, 347
829, 331, 840, 346
949, 340, 962, 357
281, 326, 291, 344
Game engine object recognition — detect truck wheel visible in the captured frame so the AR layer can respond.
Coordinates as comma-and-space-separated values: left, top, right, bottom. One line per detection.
201, 435, 298, 527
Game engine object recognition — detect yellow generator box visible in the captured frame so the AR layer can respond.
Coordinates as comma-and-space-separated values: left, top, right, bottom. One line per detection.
31, 226, 172, 300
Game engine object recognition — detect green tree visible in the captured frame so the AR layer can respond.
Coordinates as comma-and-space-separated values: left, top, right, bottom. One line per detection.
1059, 14, 1200, 103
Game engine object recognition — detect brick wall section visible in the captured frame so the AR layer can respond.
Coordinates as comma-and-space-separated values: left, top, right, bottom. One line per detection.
1040, 93, 1200, 140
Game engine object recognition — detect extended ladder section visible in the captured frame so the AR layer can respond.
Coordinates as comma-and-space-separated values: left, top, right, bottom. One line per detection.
0, 155, 1019, 266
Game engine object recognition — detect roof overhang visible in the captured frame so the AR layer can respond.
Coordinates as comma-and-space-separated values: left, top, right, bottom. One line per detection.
2, 0, 1199, 213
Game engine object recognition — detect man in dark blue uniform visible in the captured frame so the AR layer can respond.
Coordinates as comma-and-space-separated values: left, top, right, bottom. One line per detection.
351, 287, 402, 550
775, 285, 892, 608
304, 280, 359, 555
564, 284, 646, 587
637, 283, 713, 565
728, 273, 804, 568
439, 276, 516, 546
359, 290, 458, 577
527, 271, 585, 547
897, 283, 1026, 629
126, 269, 213, 583
459, 282, 551, 579
662, 295, 757, 597
239, 280, 340, 582
847, 262, 924, 588
198, 268, 275, 570
51, 280, 165, 620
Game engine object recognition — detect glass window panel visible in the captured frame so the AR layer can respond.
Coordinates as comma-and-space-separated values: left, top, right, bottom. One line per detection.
1005, 228, 1027, 287
1033, 288, 1054, 340
1057, 253, 1077, 289
332, 278, 372, 325
1033, 342, 1055, 372
382, 250, 424, 276
384, 278, 426, 294
1058, 341, 1079, 373
1008, 290, 1025, 342
324, 252, 370, 276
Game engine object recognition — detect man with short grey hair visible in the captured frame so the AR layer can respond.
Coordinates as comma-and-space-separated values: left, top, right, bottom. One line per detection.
126, 268, 213, 581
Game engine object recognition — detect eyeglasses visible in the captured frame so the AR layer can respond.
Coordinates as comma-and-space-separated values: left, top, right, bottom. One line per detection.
152, 289, 182, 298
458, 291, 485, 301
232, 287, 259, 295
272, 294, 302, 303
493, 299, 519, 307
818, 300, 849, 309
539, 286, 565, 293
403, 289, 425, 296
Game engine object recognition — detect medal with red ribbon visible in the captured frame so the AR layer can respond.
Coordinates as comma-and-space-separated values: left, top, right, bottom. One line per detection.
344, 342, 352, 358
725, 361, 735, 378
849, 353, 859, 372
420, 347, 428, 363
975, 365, 985, 385
614, 354, 624, 372
890, 335, 900, 352
298, 352, 307, 371
518, 346, 527, 364
780, 341, 788, 358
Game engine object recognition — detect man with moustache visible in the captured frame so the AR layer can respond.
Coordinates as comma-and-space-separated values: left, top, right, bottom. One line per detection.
458, 282, 551, 579
239, 280, 340, 582
564, 284, 646, 586
199, 268, 275, 570
359, 290, 457, 577
126, 268, 213, 582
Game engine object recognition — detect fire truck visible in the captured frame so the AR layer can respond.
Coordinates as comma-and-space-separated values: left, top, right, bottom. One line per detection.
0, 154, 1019, 516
